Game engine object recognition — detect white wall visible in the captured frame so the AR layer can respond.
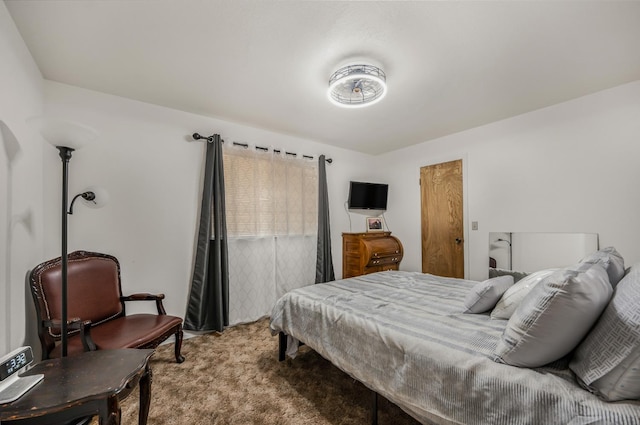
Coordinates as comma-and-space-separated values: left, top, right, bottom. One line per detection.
380, 81, 640, 281
42, 81, 374, 326
0, 2, 45, 357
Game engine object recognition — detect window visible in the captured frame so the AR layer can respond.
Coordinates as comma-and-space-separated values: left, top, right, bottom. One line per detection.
224, 147, 317, 237
222, 145, 318, 324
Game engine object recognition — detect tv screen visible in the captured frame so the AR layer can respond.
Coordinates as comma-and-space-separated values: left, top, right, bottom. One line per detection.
348, 181, 388, 210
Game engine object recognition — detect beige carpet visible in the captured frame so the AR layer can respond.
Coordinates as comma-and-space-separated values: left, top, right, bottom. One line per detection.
96, 318, 421, 424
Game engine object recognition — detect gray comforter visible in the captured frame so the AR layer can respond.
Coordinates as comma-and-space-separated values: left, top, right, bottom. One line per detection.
269, 270, 640, 425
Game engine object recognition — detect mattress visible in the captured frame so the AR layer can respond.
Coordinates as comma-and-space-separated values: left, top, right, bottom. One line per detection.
269, 270, 640, 425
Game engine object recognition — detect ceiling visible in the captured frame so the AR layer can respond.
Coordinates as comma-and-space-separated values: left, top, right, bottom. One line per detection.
5, 1, 640, 155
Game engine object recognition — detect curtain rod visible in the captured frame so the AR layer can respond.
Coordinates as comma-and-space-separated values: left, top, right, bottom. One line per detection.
192, 133, 332, 163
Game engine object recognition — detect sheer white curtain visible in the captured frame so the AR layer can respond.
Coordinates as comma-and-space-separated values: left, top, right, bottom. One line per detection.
223, 144, 318, 324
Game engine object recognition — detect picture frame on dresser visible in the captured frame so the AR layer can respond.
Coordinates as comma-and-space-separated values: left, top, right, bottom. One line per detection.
366, 217, 384, 232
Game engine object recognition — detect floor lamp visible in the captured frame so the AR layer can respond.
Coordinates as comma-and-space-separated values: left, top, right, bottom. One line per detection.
29, 118, 104, 357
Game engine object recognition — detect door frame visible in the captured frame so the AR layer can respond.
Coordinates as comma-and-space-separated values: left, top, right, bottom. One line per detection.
419, 153, 470, 279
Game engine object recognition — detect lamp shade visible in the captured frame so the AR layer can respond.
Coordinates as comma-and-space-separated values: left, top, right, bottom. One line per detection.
80, 186, 109, 209
27, 117, 98, 150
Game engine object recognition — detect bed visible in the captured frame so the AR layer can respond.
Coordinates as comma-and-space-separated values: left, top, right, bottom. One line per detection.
269, 268, 640, 425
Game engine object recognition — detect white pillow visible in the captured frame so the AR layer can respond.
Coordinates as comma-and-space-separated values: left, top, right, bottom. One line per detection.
490, 269, 557, 320
463, 275, 514, 314
579, 246, 625, 288
570, 263, 640, 401
494, 262, 612, 368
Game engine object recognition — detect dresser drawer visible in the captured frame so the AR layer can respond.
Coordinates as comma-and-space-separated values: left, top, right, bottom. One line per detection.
363, 264, 399, 274
367, 255, 401, 267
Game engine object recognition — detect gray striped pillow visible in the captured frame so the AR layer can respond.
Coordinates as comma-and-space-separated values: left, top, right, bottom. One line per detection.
570, 263, 640, 401
494, 263, 612, 368
580, 246, 625, 288
463, 275, 514, 314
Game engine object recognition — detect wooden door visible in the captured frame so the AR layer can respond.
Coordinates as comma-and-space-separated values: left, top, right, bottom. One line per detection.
420, 159, 464, 278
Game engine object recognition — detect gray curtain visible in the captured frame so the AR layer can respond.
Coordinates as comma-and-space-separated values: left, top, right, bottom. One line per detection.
315, 155, 335, 283
184, 135, 229, 332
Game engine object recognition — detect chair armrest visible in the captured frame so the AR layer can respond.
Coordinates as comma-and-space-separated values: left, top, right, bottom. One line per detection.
121, 293, 167, 315
43, 317, 97, 352
43, 317, 88, 329
121, 293, 165, 301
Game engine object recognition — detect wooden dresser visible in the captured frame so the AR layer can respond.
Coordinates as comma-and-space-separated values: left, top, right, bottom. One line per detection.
342, 232, 404, 278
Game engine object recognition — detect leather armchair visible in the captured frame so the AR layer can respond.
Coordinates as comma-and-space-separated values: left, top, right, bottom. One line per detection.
29, 250, 185, 363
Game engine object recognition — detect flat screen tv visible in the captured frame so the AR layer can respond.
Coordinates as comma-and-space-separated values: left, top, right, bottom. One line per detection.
348, 181, 388, 210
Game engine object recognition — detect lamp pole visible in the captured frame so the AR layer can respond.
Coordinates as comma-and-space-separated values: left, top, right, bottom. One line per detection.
496, 237, 513, 271
29, 117, 100, 358
57, 146, 74, 357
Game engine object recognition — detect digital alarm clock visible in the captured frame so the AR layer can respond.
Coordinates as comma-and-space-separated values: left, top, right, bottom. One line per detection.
0, 346, 34, 381
0, 346, 43, 404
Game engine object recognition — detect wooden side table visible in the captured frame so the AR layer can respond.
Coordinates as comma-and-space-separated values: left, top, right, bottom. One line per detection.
0, 349, 154, 425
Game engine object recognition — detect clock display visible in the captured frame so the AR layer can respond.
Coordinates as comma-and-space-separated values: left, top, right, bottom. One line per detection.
0, 347, 34, 381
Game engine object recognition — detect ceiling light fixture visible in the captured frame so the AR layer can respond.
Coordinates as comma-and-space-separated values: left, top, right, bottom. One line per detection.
328, 64, 387, 108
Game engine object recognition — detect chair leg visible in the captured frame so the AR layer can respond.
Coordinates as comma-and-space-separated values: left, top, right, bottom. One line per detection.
174, 327, 185, 363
